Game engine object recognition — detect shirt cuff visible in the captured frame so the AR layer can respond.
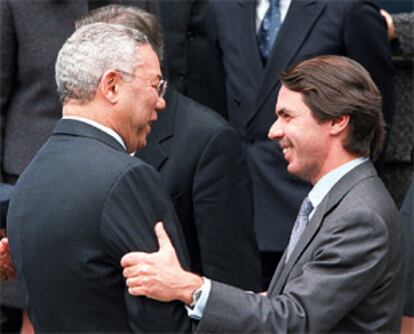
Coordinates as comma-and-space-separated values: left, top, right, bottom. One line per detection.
185, 278, 211, 320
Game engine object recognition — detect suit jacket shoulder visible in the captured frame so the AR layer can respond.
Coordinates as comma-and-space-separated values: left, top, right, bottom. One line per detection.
8, 120, 192, 332
196, 162, 404, 333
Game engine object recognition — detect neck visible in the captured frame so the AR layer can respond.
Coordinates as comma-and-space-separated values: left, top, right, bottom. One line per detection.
310, 150, 360, 185
63, 100, 132, 152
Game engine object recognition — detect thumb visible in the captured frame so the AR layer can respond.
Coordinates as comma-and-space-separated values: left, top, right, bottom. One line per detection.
120, 252, 144, 268
0, 238, 9, 253
155, 222, 174, 252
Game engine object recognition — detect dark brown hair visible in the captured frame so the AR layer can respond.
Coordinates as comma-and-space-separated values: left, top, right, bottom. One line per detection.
75, 5, 164, 61
281, 55, 385, 160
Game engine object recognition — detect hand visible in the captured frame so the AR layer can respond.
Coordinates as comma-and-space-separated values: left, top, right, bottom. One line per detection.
121, 222, 203, 304
0, 237, 16, 282
380, 9, 397, 40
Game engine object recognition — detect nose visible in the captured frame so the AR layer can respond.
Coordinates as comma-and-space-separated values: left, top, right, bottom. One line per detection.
155, 96, 166, 111
268, 119, 284, 141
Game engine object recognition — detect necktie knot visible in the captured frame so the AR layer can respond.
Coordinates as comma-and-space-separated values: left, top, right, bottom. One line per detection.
298, 196, 314, 220
270, 0, 279, 8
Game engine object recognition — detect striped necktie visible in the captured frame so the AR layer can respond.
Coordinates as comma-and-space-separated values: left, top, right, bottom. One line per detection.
257, 0, 281, 64
286, 196, 314, 262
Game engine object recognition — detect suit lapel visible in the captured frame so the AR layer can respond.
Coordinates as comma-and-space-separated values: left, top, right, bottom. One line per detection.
269, 161, 378, 295
236, 0, 265, 90
135, 88, 176, 170
253, 0, 325, 117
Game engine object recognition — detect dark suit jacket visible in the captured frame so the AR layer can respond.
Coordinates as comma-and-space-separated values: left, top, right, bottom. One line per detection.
0, 0, 158, 180
400, 176, 414, 316
158, 0, 227, 118
196, 162, 405, 333
136, 89, 261, 291
212, 0, 395, 252
0, 183, 13, 229
7, 120, 191, 333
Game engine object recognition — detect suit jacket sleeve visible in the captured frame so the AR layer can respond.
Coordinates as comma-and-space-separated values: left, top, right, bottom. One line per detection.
100, 161, 191, 333
344, 0, 395, 128
193, 125, 261, 291
400, 179, 414, 316
0, 0, 16, 179
196, 209, 390, 333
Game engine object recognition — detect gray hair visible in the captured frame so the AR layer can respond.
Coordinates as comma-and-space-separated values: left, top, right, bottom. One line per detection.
75, 5, 164, 61
55, 22, 149, 104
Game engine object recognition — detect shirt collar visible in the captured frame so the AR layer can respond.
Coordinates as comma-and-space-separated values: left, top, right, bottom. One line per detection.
256, 0, 292, 30
62, 116, 127, 151
308, 157, 369, 214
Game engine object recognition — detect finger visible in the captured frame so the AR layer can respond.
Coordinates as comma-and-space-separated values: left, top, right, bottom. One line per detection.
123, 262, 150, 279
128, 286, 147, 297
154, 222, 174, 251
125, 276, 139, 288
0, 239, 9, 253
120, 252, 146, 268
123, 266, 136, 279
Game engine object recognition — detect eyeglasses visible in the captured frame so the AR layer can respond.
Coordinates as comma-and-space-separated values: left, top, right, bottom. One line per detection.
157, 76, 168, 99
116, 69, 168, 98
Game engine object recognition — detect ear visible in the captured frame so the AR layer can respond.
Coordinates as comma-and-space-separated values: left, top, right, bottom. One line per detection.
329, 115, 350, 136
98, 70, 121, 104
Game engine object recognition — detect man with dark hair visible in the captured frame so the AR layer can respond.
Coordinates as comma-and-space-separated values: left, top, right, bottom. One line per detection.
210, 0, 395, 290
121, 55, 404, 333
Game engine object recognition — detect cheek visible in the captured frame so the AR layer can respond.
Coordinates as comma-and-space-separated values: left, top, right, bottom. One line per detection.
144, 94, 157, 109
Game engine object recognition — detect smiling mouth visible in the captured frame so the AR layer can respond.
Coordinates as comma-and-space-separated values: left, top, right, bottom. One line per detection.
282, 147, 291, 155
279, 139, 293, 155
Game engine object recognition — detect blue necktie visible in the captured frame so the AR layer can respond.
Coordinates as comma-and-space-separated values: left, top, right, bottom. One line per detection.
286, 196, 314, 262
257, 0, 281, 64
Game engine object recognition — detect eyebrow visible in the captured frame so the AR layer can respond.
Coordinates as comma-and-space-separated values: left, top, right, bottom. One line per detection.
276, 107, 291, 116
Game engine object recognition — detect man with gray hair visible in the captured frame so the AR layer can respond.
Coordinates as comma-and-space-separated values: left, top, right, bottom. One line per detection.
75, 4, 261, 293
7, 22, 191, 332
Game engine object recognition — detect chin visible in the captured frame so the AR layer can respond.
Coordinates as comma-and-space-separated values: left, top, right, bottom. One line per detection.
287, 164, 302, 179
135, 139, 147, 151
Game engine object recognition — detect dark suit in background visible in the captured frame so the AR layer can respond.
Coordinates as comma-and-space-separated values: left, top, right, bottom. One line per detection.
8, 120, 191, 332
211, 0, 395, 287
136, 89, 261, 291
0, 0, 157, 182
196, 162, 404, 333
158, 0, 227, 118
382, 11, 414, 207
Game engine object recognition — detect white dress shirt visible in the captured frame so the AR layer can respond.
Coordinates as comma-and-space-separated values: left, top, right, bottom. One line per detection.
256, 0, 292, 31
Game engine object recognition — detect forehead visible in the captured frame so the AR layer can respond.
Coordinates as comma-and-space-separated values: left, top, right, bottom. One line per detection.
276, 85, 308, 112
134, 44, 161, 78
